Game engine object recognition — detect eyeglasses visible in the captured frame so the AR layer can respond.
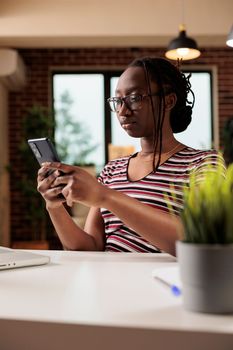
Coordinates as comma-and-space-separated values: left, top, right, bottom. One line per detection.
107, 93, 160, 113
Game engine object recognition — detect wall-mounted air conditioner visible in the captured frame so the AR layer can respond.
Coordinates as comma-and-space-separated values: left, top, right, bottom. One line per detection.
0, 49, 26, 91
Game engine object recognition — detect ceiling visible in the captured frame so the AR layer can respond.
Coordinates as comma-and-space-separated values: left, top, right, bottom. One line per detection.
0, 0, 232, 48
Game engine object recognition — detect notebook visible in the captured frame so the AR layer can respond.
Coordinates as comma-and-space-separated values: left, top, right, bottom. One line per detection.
0, 246, 50, 270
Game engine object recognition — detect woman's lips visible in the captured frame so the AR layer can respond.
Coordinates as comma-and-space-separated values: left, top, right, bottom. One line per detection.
121, 122, 136, 130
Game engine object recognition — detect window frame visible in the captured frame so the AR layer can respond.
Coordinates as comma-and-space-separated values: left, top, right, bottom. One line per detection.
51, 68, 123, 163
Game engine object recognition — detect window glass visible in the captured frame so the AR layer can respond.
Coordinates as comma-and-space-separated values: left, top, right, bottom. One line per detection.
53, 74, 105, 173
175, 72, 212, 149
111, 72, 212, 151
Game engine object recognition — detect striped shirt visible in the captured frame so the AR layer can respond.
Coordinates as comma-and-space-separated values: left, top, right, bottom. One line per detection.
98, 147, 221, 253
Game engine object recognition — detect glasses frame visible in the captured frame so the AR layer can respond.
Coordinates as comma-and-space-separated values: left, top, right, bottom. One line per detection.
107, 92, 161, 113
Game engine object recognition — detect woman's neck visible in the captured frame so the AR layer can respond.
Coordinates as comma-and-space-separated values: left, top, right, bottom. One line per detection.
140, 134, 180, 156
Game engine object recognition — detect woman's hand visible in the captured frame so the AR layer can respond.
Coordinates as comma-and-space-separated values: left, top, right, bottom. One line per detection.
37, 167, 66, 209
41, 162, 109, 208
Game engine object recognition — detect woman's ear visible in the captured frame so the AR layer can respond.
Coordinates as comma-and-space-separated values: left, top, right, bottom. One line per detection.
165, 93, 177, 111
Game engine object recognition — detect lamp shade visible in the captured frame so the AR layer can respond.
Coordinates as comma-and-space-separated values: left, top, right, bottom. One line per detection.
226, 25, 233, 48
165, 25, 201, 61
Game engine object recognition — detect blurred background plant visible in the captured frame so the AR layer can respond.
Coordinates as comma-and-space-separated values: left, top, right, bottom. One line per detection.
55, 90, 98, 165
16, 105, 55, 246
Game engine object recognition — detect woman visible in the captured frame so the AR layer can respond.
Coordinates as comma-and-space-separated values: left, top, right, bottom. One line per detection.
37, 57, 220, 256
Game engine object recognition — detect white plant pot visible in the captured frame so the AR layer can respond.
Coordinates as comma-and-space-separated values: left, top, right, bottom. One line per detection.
176, 241, 233, 314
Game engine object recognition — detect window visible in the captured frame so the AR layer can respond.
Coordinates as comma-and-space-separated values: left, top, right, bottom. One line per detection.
53, 73, 105, 173
175, 70, 214, 150
52, 67, 216, 171
110, 70, 215, 151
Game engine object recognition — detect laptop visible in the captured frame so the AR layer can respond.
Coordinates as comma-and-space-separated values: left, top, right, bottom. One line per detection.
0, 246, 50, 270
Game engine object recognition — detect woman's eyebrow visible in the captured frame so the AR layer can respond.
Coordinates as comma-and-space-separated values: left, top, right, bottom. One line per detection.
115, 87, 145, 95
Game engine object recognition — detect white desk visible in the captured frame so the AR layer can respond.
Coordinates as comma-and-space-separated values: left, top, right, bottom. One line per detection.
0, 251, 232, 350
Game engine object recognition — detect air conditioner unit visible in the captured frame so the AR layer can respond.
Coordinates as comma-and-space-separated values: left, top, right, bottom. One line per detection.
0, 49, 26, 91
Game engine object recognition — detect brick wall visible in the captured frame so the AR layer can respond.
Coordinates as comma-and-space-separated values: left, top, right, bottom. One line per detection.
8, 47, 233, 246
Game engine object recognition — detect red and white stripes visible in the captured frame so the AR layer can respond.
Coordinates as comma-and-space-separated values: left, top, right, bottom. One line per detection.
99, 147, 221, 252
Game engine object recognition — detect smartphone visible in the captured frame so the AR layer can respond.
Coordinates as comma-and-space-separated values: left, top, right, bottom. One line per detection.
28, 137, 60, 165
28, 138, 65, 199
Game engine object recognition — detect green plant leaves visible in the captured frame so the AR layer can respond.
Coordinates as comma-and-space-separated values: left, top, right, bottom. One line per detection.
17, 105, 55, 241
181, 161, 233, 244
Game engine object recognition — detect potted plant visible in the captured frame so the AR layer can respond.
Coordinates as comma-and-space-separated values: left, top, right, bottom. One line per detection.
176, 161, 233, 313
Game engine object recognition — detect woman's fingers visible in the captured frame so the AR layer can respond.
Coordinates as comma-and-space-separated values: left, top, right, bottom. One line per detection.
43, 186, 66, 201
65, 195, 73, 207
40, 162, 103, 207
52, 174, 73, 187
42, 162, 75, 174
38, 166, 49, 181
37, 166, 67, 209
38, 167, 55, 180
38, 167, 61, 183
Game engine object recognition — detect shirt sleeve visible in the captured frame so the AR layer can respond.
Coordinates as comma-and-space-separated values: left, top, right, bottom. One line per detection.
189, 150, 226, 184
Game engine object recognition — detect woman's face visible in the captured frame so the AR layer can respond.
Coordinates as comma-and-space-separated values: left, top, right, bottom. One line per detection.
115, 66, 160, 138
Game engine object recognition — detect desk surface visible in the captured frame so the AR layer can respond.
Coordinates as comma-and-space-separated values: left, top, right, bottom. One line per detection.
0, 250, 232, 350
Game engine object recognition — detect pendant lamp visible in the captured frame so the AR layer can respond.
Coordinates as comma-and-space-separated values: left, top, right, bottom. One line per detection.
165, 0, 201, 61
226, 25, 233, 48
165, 24, 201, 61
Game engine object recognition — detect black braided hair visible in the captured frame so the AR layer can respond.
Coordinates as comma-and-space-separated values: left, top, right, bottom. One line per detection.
128, 57, 195, 171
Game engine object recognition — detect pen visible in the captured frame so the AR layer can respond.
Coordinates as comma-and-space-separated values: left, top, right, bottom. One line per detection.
154, 276, 182, 296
